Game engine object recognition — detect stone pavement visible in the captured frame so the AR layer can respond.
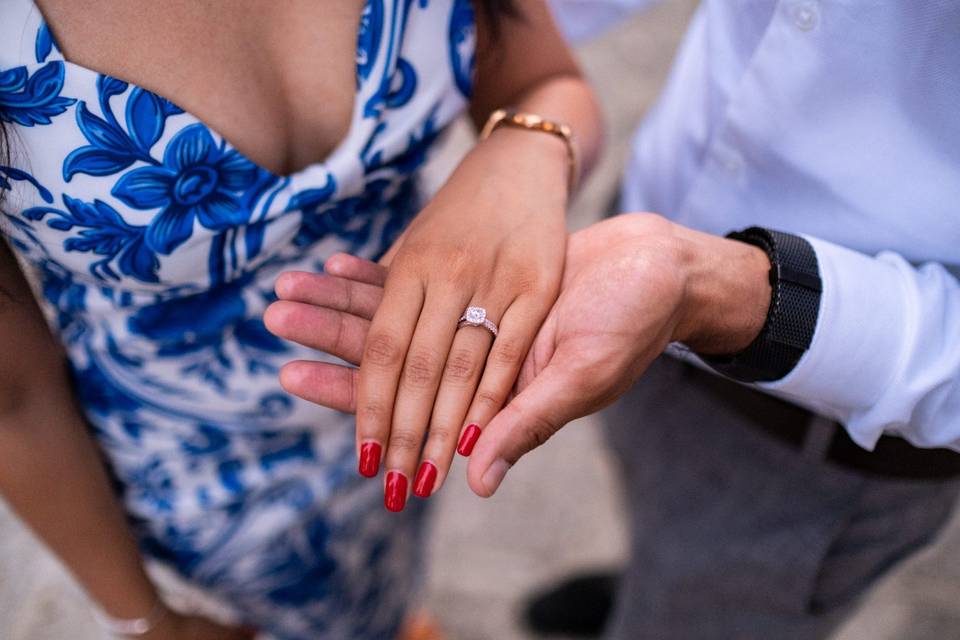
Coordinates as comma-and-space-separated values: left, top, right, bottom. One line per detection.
0, 2, 958, 639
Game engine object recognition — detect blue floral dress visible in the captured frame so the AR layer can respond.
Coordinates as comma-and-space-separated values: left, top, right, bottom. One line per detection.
0, 1, 476, 638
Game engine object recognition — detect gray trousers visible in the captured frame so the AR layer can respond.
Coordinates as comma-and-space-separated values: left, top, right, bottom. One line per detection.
603, 356, 960, 640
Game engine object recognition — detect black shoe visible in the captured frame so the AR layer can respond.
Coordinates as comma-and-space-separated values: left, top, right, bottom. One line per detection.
522, 570, 621, 637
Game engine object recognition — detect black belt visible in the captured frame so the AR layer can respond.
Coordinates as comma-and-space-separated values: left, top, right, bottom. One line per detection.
682, 362, 960, 481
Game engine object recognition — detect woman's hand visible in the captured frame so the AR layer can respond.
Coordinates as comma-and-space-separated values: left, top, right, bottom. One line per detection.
266, 213, 772, 499
346, 127, 568, 510
354, 130, 567, 511
267, 0, 603, 511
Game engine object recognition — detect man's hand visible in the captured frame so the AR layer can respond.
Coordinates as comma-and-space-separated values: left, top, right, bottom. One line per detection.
265, 214, 772, 497
465, 214, 771, 496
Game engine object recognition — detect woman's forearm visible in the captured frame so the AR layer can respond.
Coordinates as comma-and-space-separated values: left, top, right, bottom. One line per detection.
0, 245, 160, 621
470, 1, 604, 191
0, 384, 160, 619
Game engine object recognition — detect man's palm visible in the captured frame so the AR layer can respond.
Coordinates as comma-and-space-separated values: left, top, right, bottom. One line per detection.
467, 214, 685, 495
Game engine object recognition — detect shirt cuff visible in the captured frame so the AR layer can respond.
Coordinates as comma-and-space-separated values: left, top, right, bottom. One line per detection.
758, 235, 910, 450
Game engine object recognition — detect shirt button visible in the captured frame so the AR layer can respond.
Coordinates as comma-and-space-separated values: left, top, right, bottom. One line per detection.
715, 148, 744, 176
789, 1, 820, 31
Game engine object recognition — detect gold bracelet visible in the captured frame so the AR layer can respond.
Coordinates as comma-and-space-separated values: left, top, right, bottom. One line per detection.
479, 108, 579, 193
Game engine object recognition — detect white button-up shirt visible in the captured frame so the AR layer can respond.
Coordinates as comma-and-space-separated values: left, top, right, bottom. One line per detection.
550, 0, 960, 451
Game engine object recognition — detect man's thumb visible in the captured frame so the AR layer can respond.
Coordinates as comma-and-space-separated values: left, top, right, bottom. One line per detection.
466, 357, 583, 498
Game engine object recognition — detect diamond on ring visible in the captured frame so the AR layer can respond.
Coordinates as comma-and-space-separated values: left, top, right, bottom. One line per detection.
458, 306, 498, 337
465, 307, 486, 324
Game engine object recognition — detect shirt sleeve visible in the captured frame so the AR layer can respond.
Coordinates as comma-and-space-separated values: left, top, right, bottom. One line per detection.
547, 0, 662, 43
758, 236, 960, 452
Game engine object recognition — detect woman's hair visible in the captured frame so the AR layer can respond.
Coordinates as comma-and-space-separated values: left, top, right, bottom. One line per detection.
0, 122, 8, 167
476, 0, 520, 35
477, 0, 518, 18
0, 122, 8, 207
0, 121, 7, 170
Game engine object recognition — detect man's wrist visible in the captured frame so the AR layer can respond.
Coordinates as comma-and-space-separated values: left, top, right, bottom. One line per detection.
671, 226, 772, 354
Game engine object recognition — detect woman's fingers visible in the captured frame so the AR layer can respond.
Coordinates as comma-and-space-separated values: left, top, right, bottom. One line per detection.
274, 271, 382, 320
414, 324, 493, 497
271, 253, 558, 507
356, 272, 425, 489
377, 230, 409, 267
383, 289, 470, 511
457, 296, 549, 458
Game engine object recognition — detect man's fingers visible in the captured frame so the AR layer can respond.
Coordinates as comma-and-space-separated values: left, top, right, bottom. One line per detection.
264, 300, 369, 365
274, 271, 383, 320
279, 360, 359, 414
325, 252, 389, 286
465, 352, 584, 498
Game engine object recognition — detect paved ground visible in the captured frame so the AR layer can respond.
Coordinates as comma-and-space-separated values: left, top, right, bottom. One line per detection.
1, 2, 959, 639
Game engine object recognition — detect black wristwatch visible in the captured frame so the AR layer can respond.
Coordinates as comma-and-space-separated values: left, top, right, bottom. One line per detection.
700, 227, 822, 382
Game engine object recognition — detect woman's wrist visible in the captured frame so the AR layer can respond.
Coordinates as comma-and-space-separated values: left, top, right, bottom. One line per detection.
671, 225, 773, 355
480, 109, 579, 191
477, 125, 571, 207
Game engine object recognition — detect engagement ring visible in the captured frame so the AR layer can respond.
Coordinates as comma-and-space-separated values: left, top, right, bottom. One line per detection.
458, 306, 498, 337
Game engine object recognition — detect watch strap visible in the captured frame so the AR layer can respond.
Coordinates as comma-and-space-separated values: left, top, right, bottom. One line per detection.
701, 227, 822, 382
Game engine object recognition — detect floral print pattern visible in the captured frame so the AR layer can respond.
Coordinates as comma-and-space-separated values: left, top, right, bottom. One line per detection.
0, 1, 474, 637
113, 124, 260, 254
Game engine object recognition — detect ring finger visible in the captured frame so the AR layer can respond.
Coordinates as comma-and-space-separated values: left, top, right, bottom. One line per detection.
412, 318, 495, 498
382, 289, 476, 511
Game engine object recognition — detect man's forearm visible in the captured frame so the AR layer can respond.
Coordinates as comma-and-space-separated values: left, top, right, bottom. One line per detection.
666, 220, 960, 451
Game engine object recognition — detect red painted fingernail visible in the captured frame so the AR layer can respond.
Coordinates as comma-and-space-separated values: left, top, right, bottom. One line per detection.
457, 424, 482, 456
385, 471, 408, 512
358, 441, 382, 478
413, 461, 438, 498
